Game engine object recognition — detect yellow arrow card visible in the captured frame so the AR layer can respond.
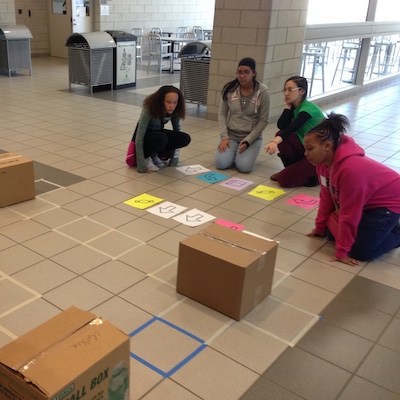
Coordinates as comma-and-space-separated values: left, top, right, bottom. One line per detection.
124, 193, 164, 209
248, 185, 285, 201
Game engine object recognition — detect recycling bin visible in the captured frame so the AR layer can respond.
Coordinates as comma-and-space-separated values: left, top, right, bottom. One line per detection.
65, 31, 115, 93
106, 30, 137, 89
0, 25, 33, 77
179, 41, 211, 105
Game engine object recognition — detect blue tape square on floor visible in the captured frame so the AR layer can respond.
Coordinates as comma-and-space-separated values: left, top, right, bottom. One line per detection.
129, 316, 207, 378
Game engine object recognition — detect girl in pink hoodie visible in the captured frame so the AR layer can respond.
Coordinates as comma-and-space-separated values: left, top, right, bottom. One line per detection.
304, 113, 400, 266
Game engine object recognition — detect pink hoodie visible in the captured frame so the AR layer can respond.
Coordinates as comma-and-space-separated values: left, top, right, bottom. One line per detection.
315, 135, 400, 259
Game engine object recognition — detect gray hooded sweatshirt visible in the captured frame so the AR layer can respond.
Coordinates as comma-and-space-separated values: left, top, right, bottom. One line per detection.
218, 81, 270, 145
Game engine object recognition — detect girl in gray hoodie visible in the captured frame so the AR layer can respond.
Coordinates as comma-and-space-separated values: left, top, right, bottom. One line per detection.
215, 57, 270, 173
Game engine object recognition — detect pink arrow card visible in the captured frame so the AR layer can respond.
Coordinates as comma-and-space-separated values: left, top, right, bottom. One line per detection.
215, 219, 245, 231
286, 194, 320, 209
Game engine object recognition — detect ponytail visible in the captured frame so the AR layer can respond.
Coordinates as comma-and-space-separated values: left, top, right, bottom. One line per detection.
306, 112, 349, 150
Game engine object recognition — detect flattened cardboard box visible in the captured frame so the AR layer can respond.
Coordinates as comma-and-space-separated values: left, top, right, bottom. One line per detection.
177, 223, 278, 320
0, 306, 130, 400
0, 152, 35, 207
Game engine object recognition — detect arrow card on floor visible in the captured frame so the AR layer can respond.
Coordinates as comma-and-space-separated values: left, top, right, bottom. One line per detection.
173, 208, 215, 227
215, 219, 245, 231
286, 194, 319, 209
220, 177, 254, 191
146, 201, 188, 219
248, 185, 285, 201
175, 164, 210, 175
124, 193, 164, 209
196, 171, 229, 184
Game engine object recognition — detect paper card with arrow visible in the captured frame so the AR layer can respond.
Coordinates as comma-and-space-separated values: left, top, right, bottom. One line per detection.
196, 171, 229, 184
285, 194, 320, 209
172, 208, 215, 227
124, 193, 164, 209
219, 177, 254, 191
175, 164, 210, 175
146, 201, 188, 219
215, 219, 245, 231
248, 185, 285, 201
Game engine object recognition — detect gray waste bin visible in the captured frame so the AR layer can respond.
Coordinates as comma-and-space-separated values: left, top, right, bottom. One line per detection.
179, 41, 211, 105
106, 30, 137, 89
0, 25, 33, 77
66, 32, 116, 93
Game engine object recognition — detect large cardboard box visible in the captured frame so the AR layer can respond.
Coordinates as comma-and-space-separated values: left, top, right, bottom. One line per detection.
177, 224, 278, 320
0, 306, 130, 400
0, 152, 35, 207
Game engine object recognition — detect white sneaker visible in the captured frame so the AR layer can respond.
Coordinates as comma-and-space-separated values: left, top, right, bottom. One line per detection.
145, 157, 159, 171
152, 154, 165, 167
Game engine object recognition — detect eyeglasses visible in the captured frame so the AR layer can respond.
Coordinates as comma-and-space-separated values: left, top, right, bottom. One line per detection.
282, 87, 301, 93
236, 70, 252, 76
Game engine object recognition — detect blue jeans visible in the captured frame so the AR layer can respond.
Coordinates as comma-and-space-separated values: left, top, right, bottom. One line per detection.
215, 138, 262, 173
349, 208, 400, 261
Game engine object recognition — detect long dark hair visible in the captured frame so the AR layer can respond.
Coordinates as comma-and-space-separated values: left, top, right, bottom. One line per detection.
306, 112, 350, 150
143, 85, 185, 120
285, 76, 308, 100
221, 59, 257, 101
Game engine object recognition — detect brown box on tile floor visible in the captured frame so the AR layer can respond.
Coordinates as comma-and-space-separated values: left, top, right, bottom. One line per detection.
0, 152, 35, 207
0, 306, 130, 400
177, 223, 278, 320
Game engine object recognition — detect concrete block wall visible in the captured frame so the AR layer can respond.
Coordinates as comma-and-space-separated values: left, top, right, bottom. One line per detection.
0, 0, 16, 25
4, 0, 214, 57
96, 0, 215, 37
14, 0, 49, 56
207, 0, 309, 123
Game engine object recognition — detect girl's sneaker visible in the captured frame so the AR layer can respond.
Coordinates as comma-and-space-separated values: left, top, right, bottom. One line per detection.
145, 157, 159, 171
169, 149, 180, 166
152, 154, 165, 167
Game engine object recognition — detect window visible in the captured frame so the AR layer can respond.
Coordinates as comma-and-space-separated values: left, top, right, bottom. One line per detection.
306, 0, 369, 24
375, 0, 400, 21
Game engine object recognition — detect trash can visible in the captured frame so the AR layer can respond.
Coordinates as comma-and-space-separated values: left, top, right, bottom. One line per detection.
106, 30, 137, 89
0, 25, 33, 77
65, 32, 115, 93
179, 41, 211, 105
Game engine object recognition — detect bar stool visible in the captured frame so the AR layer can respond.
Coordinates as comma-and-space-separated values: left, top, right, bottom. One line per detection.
131, 28, 143, 63
301, 42, 327, 96
366, 37, 393, 78
331, 40, 360, 84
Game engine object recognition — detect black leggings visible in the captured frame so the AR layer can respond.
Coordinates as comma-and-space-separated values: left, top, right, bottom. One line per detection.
143, 129, 191, 158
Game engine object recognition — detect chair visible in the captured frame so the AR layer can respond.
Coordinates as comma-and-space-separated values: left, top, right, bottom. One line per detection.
174, 27, 189, 53
366, 36, 396, 78
331, 40, 360, 84
183, 32, 196, 40
193, 26, 203, 41
147, 34, 173, 74
301, 42, 328, 96
176, 27, 188, 37
176, 32, 196, 56
151, 27, 162, 35
131, 28, 143, 63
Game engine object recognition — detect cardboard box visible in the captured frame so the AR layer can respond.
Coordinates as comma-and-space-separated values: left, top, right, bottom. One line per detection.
0, 152, 35, 207
177, 224, 278, 320
0, 307, 130, 400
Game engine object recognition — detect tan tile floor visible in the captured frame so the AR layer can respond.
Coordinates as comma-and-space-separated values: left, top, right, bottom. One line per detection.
0, 57, 400, 399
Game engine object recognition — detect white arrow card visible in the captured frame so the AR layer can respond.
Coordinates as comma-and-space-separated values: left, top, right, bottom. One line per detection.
146, 201, 188, 219
175, 164, 210, 175
172, 208, 215, 227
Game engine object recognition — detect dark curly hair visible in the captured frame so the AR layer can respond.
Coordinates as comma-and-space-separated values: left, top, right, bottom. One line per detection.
306, 112, 350, 150
143, 85, 185, 120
